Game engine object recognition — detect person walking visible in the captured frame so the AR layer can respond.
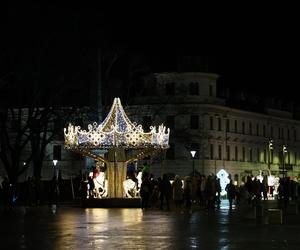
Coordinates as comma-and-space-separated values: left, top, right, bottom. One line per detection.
172, 175, 183, 211
225, 180, 236, 210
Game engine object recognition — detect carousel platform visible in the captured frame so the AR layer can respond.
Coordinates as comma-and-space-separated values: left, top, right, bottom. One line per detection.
82, 198, 141, 208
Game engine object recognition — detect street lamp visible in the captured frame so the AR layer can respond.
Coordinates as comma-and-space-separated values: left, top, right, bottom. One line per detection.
190, 150, 196, 177
282, 145, 287, 178
53, 160, 58, 179
268, 139, 273, 171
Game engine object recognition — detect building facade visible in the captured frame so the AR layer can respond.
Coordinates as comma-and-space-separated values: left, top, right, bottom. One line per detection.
127, 72, 300, 183
1, 72, 300, 185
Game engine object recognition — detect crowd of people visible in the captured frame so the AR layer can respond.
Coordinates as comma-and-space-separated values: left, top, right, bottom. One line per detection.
1, 168, 300, 213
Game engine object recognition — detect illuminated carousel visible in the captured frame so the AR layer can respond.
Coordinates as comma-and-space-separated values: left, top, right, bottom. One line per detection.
64, 97, 170, 207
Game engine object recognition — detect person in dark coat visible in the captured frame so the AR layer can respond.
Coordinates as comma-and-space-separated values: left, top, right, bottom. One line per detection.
225, 180, 236, 210
159, 174, 172, 210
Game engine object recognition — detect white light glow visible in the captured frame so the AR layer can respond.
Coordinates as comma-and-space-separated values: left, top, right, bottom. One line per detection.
53, 160, 58, 166
190, 150, 196, 158
64, 98, 170, 150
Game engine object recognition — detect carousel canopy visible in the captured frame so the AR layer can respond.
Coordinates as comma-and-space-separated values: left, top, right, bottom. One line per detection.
64, 97, 170, 149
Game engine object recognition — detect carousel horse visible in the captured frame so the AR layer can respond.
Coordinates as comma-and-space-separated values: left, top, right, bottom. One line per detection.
93, 171, 108, 198
123, 171, 142, 198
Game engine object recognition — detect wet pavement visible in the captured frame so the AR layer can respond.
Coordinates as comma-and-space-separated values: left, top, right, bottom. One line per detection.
1, 200, 300, 249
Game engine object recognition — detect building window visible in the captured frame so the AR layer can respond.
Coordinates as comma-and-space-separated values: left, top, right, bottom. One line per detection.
288, 129, 290, 140
278, 127, 281, 139
270, 126, 273, 138
209, 85, 213, 96
165, 82, 175, 95
218, 118, 222, 131
256, 123, 259, 136
257, 148, 260, 162
166, 116, 175, 129
294, 130, 297, 141
226, 119, 230, 132
263, 125, 266, 137
166, 143, 175, 159
264, 149, 267, 163
235, 146, 238, 161
249, 122, 252, 135
190, 115, 199, 129
210, 144, 214, 160
242, 122, 245, 134
226, 145, 230, 161
295, 152, 297, 165
142, 116, 152, 132
210, 117, 214, 130
281, 128, 284, 139
53, 145, 61, 161
288, 151, 290, 164
242, 147, 245, 161
189, 82, 199, 95
218, 145, 222, 160
234, 120, 237, 133
249, 148, 253, 162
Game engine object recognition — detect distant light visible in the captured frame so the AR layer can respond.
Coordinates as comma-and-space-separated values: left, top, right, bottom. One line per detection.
190, 150, 196, 158
53, 160, 58, 166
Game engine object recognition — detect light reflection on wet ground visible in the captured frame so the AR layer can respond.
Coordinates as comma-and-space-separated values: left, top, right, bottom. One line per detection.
1, 200, 300, 249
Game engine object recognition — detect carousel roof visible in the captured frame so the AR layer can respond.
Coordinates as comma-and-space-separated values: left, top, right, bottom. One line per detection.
64, 97, 170, 149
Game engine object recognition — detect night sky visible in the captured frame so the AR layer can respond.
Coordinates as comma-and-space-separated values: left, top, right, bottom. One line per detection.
2, 6, 300, 106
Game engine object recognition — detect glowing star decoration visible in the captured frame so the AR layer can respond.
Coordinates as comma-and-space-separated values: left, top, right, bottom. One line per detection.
216, 169, 230, 196
64, 98, 170, 150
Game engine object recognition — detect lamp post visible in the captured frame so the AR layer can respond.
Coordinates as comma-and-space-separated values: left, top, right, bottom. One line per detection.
53, 160, 58, 180
282, 145, 287, 178
268, 139, 273, 171
190, 150, 196, 177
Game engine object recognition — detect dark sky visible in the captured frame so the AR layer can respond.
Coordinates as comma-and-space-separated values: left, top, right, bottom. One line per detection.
2, 6, 300, 104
